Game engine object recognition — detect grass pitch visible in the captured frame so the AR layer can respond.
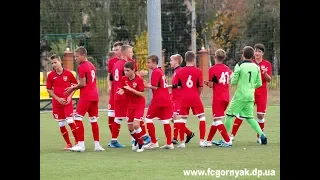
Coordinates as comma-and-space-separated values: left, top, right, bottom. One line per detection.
40, 106, 280, 180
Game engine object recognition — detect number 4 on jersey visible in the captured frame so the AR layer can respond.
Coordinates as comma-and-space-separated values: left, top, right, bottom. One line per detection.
219, 72, 229, 85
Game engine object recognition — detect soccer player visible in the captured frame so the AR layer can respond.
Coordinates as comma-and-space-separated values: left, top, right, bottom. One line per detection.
64, 47, 105, 152
168, 54, 195, 145
231, 43, 272, 143
223, 46, 267, 145
203, 49, 232, 147
174, 51, 207, 148
143, 55, 173, 149
46, 55, 78, 150
117, 61, 147, 152
107, 42, 122, 138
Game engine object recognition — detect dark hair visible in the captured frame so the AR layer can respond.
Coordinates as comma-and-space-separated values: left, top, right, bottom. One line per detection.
113, 41, 123, 47
74, 46, 87, 56
124, 61, 135, 70
50, 54, 61, 61
185, 51, 196, 62
254, 43, 265, 52
147, 55, 159, 64
242, 46, 254, 59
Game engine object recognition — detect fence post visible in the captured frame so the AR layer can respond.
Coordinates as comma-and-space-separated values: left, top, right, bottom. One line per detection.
63, 48, 74, 71
162, 49, 166, 70
198, 48, 209, 81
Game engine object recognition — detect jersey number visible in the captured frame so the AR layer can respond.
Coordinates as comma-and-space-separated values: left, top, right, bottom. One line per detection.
162, 75, 168, 88
186, 75, 193, 88
248, 71, 252, 83
219, 72, 229, 85
114, 69, 119, 81
91, 70, 95, 83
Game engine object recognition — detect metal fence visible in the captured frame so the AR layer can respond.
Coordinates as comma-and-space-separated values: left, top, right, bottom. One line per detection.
40, 0, 280, 110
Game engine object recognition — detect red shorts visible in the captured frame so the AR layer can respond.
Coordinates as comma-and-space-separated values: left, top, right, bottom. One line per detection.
115, 100, 128, 118
52, 103, 74, 121
172, 98, 182, 115
212, 100, 229, 119
255, 94, 267, 114
108, 94, 115, 117
146, 103, 173, 120
127, 104, 145, 124
180, 106, 205, 117
76, 99, 99, 118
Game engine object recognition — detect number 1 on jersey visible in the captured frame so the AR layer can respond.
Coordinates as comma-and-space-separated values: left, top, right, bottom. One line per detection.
248, 71, 252, 83
91, 70, 95, 83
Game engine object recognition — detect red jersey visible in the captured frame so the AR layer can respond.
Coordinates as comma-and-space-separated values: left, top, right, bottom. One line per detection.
77, 60, 99, 101
150, 67, 171, 106
171, 66, 182, 100
175, 66, 203, 107
208, 64, 232, 102
252, 59, 272, 95
46, 69, 78, 105
120, 75, 145, 107
112, 59, 138, 100
108, 57, 119, 73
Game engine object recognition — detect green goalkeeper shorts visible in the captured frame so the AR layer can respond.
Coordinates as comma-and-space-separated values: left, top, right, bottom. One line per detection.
225, 99, 254, 119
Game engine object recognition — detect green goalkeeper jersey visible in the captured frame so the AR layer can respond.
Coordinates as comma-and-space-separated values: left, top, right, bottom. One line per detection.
231, 60, 262, 101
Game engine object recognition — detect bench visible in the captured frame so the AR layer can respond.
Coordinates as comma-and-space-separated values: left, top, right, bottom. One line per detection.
40, 71, 80, 111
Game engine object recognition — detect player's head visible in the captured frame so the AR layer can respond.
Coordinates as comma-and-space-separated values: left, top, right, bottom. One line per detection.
170, 54, 182, 68
124, 61, 135, 78
108, 51, 116, 59
146, 55, 158, 69
74, 46, 87, 63
185, 51, 196, 65
242, 46, 254, 60
113, 41, 123, 58
50, 54, 62, 70
254, 43, 265, 60
214, 49, 226, 64
121, 44, 134, 60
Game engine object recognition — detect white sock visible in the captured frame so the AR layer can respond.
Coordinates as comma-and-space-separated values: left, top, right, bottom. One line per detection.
78, 141, 85, 148
94, 141, 100, 147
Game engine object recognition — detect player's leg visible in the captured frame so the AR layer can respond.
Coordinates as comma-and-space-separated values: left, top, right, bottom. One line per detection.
255, 94, 267, 143
69, 99, 88, 152
127, 108, 137, 148
108, 95, 115, 135
178, 106, 190, 148
192, 105, 207, 147
87, 101, 105, 151
224, 99, 245, 133
135, 104, 150, 145
209, 101, 232, 147
64, 103, 78, 145
53, 105, 72, 150
172, 101, 180, 144
230, 114, 245, 141
143, 103, 159, 149
240, 102, 267, 145
158, 106, 174, 149
207, 101, 230, 146
130, 106, 146, 152
110, 100, 126, 148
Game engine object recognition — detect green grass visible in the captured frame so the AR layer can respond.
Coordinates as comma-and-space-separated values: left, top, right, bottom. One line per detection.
40, 106, 280, 180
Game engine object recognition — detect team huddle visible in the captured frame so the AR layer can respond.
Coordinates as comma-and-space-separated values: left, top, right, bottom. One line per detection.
46, 42, 272, 153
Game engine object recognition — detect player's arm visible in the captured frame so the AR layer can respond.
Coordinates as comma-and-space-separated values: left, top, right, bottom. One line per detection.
255, 66, 263, 88
67, 73, 78, 99
72, 67, 86, 90
46, 75, 66, 104
230, 64, 240, 86
205, 69, 215, 88
145, 71, 160, 90
107, 61, 113, 93
263, 63, 272, 82
197, 70, 204, 95
124, 78, 145, 97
